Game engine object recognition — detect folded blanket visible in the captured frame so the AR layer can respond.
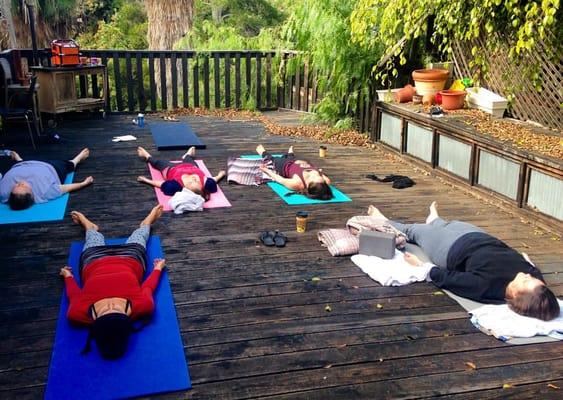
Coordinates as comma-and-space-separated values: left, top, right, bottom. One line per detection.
318, 229, 358, 256
226, 157, 273, 186
351, 251, 433, 286
346, 215, 407, 249
470, 300, 563, 340
168, 188, 204, 214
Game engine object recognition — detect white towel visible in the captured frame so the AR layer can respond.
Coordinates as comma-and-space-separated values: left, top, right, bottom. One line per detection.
351, 250, 434, 286
112, 135, 137, 142
470, 300, 563, 340
168, 188, 204, 214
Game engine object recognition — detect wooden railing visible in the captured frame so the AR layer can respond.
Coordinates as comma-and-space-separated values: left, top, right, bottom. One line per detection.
20, 49, 293, 112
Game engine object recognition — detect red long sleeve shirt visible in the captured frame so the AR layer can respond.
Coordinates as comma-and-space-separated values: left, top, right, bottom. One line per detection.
64, 256, 162, 325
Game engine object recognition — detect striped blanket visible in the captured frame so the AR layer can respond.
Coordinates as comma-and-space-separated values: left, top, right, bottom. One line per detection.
226, 157, 274, 186
318, 215, 407, 256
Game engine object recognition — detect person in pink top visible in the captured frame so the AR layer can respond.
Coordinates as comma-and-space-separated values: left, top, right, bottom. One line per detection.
136, 146, 225, 201
256, 144, 333, 200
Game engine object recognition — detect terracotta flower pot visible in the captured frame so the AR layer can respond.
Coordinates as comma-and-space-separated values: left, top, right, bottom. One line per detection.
439, 89, 466, 110
412, 69, 449, 97
394, 84, 416, 103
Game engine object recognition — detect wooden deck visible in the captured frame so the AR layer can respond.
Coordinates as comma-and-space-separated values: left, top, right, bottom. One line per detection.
0, 113, 562, 399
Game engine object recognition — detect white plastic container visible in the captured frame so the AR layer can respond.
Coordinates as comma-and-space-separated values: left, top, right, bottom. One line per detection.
376, 88, 400, 102
465, 87, 508, 118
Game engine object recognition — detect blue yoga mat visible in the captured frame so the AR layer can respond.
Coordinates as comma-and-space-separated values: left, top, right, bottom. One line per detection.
267, 182, 352, 205
151, 121, 206, 150
241, 154, 352, 205
0, 173, 74, 225
45, 236, 191, 400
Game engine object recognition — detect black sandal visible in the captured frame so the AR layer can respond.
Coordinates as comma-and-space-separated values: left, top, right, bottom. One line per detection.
273, 230, 287, 247
259, 231, 276, 246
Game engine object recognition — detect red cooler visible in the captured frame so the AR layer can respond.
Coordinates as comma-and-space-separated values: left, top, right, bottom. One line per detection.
51, 39, 80, 66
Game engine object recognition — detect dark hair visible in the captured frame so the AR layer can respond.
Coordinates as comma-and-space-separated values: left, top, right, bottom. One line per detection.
508, 285, 560, 321
8, 191, 34, 210
191, 185, 210, 201
82, 313, 133, 359
306, 181, 333, 200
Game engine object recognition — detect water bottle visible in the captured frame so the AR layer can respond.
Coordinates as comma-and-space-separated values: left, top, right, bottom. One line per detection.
137, 113, 145, 127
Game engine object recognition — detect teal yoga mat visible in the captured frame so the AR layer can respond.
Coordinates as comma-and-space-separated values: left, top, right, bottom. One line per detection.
240, 154, 352, 205
0, 173, 74, 225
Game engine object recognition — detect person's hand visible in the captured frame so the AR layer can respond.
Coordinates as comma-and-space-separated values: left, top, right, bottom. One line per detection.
60, 266, 73, 278
259, 166, 272, 174
82, 176, 94, 186
137, 175, 149, 183
404, 252, 422, 266
153, 258, 166, 271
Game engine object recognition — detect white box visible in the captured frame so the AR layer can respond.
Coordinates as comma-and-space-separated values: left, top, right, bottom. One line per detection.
465, 87, 508, 117
376, 88, 400, 102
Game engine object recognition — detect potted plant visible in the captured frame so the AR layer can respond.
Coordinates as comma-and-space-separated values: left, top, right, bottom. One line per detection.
412, 69, 449, 98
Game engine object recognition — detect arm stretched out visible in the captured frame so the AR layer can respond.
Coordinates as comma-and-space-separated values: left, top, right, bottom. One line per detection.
60, 176, 94, 194
137, 176, 163, 188
259, 166, 303, 190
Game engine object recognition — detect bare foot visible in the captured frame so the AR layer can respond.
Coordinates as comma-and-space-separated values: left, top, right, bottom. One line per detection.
70, 211, 99, 231
141, 205, 163, 226
137, 146, 151, 161
11, 151, 23, 162
182, 146, 196, 159
70, 148, 90, 166
367, 205, 387, 219
288, 145, 294, 154
256, 144, 265, 156
426, 201, 439, 224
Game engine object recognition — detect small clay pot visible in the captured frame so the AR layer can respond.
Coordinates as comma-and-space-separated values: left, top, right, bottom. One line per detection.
412, 94, 423, 104
394, 84, 415, 103
439, 90, 466, 110
422, 94, 434, 106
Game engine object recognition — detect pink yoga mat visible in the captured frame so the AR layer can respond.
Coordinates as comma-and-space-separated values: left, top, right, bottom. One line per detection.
148, 160, 231, 211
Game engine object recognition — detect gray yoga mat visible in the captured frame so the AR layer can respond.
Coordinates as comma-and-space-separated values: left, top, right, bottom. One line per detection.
404, 243, 559, 345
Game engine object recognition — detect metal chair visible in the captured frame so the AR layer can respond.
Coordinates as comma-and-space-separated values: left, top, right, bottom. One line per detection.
0, 75, 38, 150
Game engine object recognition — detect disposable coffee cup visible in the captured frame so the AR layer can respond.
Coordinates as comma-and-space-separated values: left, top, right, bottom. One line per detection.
319, 145, 327, 158
296, 211, 309, 233
137, 113, 145, 127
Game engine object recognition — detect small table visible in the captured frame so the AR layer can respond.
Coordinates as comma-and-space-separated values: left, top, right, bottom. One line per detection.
31, 65, 108, 115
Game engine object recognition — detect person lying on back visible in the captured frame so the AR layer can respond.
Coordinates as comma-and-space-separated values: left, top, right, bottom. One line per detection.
0, 149, 93, 210
136, 146, 225, 200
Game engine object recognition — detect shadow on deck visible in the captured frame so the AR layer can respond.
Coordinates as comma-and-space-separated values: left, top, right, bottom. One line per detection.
0, 112, 562, 399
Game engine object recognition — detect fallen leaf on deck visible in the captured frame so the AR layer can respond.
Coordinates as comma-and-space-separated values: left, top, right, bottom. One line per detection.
502, 383, 514, 389
336, 344, 347, 349
547, 383, 560, 389
464, 362, 477, 370
323, 364, 332, 369
325, 305, 332, 312
432, 291, 445, 296
376, 303, 384, 309
311, 277, 321, 282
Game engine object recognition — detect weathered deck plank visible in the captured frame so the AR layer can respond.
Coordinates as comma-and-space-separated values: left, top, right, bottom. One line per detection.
0, 112, 561, 399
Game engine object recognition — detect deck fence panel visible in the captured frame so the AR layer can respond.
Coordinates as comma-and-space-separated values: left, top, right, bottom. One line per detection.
478, 150, 520, 200
148, 53, 157, 111
181, 54, 189, 108
380, 112, 402, 149
135, 53, 145, 112
527, 170, 563, 220
203, 56, 210, 108
159, 53, 167, 110
406, 122, 433, 162
125, 53, 134, 111
438, 135, 472, 180
225, 53, 231, 108
235, 54, 241, 109
214, 54, 221, 109
171, 53, 178, 109
113, 52, 123, 111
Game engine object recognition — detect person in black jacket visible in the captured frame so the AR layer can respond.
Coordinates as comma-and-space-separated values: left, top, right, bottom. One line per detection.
367, 202, 560, 321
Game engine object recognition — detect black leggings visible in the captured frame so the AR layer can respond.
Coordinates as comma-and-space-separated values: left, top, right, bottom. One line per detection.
262, 152, 294, 177
148, 155, 197, 175
0, 158, 74, 182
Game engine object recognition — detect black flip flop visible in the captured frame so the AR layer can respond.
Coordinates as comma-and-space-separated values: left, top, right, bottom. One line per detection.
273, 230, 287, 247
260, 231, 275, 246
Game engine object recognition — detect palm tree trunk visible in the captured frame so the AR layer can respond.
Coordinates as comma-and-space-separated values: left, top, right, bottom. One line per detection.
145, 0, 194, 109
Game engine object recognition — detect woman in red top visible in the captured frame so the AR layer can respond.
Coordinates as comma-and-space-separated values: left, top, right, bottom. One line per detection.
256, 144, 333, 200
136, 146, 225, 200
59, 204, 165, 359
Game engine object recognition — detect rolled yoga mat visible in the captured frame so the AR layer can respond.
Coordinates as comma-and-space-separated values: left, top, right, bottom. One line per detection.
45, 236, 191, 400
150, 121, 206, 150
0, 173, 74, 225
